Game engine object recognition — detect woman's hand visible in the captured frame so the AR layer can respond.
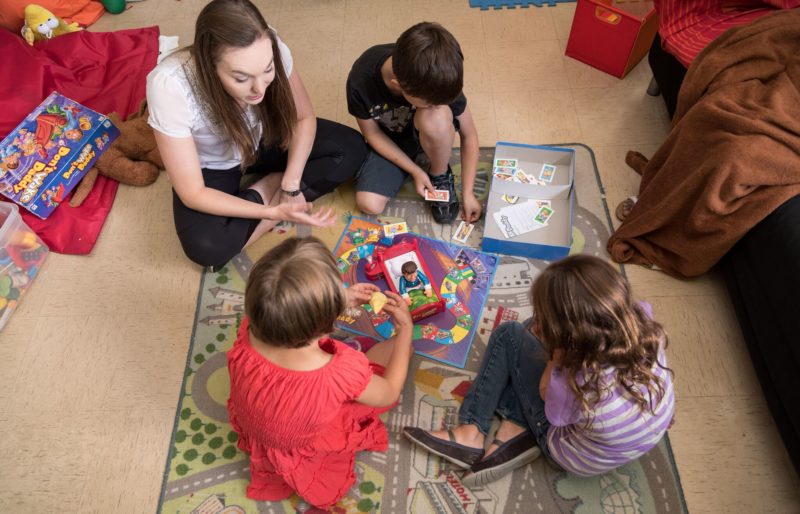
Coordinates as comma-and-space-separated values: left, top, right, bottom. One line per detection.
412, 170, 434, 199
267, 202, 335, 228
382, 291, 413, 330
279, 189, 307, 206
346, 283, 381, 308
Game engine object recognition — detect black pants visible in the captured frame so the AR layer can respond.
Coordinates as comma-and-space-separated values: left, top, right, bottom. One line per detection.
173, 118, 368, 268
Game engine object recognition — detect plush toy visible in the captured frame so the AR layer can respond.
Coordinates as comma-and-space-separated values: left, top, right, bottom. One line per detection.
70, 105, 164, 207
21, 4, 81, 45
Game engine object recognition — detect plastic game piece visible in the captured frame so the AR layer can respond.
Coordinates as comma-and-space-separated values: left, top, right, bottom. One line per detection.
369, 292, 388, 314
375, 239, 446, 322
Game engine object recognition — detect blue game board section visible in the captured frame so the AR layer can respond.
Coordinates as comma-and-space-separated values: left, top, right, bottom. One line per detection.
469, 0, 575, 9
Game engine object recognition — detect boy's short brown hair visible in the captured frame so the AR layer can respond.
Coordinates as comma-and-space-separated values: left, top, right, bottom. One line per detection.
401, 261, 418, 275
245, 237, 346, 348
392, 22, 464, 106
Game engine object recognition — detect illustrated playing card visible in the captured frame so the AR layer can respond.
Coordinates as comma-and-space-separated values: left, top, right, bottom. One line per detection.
494, 158, 518, 168
493, 166, 516, 176
452, 221, 474, 243
539, 164, 557, 183
502, 194, 519, 204
534, 206, 554, 225
424, 189, 450, 202
382, 221, 409, 236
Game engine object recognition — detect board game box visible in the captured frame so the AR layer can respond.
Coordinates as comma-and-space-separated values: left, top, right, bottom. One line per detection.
0, 91, 120, 219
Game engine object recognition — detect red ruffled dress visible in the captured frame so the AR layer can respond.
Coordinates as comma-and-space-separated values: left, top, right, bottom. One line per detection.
227, 319, 392, 509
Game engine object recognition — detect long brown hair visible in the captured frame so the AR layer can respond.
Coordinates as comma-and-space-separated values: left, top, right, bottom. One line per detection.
245, 237, 346, 348
190, 0, 296, 169
531, 255, 672, 421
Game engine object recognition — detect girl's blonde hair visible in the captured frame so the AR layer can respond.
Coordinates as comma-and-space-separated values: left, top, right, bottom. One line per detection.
531, 255, 671, 418
190, 0, 296, 169
245, 237, 346, 348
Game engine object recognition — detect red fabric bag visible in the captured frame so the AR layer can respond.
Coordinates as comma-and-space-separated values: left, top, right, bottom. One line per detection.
0, 26, 159, 254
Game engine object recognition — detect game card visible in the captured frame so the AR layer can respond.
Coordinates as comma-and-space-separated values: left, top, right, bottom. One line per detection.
502, 194, 519, 204
452, 221, 475, 244
382, 221, 409, 237
513, 169, 533, 184
494, 158, 518, 168
425, 189, 450, 202
539, 164, 557, 183
534, 205, 554, 225
493, 166, 516, 176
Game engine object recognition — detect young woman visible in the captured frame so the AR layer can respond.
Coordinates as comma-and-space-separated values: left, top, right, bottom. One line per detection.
146, 0, 368, 268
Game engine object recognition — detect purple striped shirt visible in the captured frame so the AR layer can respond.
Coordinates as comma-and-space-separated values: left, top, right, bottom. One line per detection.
544, 346, 674, 476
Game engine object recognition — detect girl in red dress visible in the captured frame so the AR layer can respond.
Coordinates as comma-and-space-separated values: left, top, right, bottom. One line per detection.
227, 236, 414, 509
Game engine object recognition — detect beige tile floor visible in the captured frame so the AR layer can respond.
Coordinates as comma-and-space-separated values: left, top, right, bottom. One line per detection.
1, 1, 799, 512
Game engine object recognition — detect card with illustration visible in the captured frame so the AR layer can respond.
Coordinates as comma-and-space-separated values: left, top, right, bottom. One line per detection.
383, 221, 409, 237
539, 163, 557, 183
424, 189, 450, 202
452, 221, 475, 244
493, 166, 516, 176
534, 205, 554, 225
494, 158, 518, 168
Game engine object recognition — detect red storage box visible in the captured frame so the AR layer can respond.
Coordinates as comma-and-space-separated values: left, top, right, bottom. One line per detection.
565, 0, 659, 78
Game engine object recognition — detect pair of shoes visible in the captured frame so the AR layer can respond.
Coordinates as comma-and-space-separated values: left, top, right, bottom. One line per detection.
428, 166, 460, 224
615, 195, 638, 222
403, 427, 484, 469
460, 431, 541, 487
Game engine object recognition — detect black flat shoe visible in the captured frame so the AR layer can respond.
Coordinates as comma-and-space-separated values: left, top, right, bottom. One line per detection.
460, 431, 541, 487
403, 427, 484, 469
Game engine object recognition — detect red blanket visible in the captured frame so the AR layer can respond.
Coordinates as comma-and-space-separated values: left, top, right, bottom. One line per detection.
607, 10, 800, 277
0, 26, 159, 254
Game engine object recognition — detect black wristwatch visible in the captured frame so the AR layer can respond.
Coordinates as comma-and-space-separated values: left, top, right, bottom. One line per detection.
280, 187, 303, 197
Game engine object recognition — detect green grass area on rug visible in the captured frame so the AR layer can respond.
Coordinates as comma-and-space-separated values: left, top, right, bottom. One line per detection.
158, 145, 687, 514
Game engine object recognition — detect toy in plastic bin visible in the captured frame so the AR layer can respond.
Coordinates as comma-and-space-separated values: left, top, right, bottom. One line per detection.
375, 239, 445, 322
0, 203, 49, 331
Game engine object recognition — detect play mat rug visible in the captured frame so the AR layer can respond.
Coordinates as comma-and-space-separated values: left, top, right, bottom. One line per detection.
158, 145, 687, 514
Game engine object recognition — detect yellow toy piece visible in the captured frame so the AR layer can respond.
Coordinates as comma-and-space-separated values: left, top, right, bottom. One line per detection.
368, 291, 388, 314
21, 4, 81, 45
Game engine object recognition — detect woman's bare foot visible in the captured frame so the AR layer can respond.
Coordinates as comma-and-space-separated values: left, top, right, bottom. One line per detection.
483, 420, 527, 459
428, 424, 485, 451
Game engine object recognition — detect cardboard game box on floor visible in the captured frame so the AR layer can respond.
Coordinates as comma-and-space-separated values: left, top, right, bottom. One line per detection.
482, 142, 575, 261
0, 91, 120, 219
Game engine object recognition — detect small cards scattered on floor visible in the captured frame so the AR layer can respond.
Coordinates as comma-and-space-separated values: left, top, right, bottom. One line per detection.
492, 158, 557, 185
452, 220, 475, 244
424, 189, 450, 202
492, 199, 555, 239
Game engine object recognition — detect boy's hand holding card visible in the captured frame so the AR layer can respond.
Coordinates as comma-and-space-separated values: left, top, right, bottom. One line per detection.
424, 189, 450, 202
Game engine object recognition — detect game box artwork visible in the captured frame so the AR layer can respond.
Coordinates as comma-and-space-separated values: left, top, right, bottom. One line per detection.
0, 92, 120, 219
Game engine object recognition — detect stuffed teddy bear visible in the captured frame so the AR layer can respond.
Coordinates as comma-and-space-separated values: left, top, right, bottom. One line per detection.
69, 105, 164, 207
21, 4, 81, 45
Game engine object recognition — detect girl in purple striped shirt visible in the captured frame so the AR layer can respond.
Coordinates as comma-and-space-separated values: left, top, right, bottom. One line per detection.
404, 255, 675, 486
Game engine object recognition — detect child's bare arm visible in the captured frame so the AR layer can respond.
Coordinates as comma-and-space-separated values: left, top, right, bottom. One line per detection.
455, 106, 481, 222
539, 349, 564, 400
355, 118, 434, 196
356, 292, 415, 408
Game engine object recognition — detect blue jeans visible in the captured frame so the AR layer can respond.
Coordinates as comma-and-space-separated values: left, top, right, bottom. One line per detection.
459, 321, 552, 456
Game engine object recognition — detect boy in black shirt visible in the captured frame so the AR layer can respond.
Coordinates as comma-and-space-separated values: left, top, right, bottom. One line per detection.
346, 22, 481, 224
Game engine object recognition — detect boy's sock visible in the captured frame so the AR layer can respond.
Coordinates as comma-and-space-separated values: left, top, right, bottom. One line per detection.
429, 165, 460, 224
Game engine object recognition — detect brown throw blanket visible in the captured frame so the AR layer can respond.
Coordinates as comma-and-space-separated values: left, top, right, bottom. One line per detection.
607, 9, 800, 277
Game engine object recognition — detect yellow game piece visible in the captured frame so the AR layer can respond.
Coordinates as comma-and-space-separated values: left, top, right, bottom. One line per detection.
369, 292, 388, 314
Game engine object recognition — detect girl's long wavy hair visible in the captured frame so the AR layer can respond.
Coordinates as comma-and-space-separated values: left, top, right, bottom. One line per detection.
190, 0, 296, 169
531, 255, 672, 423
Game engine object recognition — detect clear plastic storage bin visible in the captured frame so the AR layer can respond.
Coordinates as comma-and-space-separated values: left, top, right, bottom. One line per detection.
0, 203, 48, 331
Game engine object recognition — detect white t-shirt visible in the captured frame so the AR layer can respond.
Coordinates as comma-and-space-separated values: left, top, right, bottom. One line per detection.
146, 36, 294, 170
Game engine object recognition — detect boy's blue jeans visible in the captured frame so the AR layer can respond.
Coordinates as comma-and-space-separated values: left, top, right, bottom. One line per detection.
459, 321, 552, 455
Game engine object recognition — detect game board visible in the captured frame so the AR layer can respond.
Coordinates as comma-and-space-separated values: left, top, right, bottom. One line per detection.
333, 217, 498, 368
